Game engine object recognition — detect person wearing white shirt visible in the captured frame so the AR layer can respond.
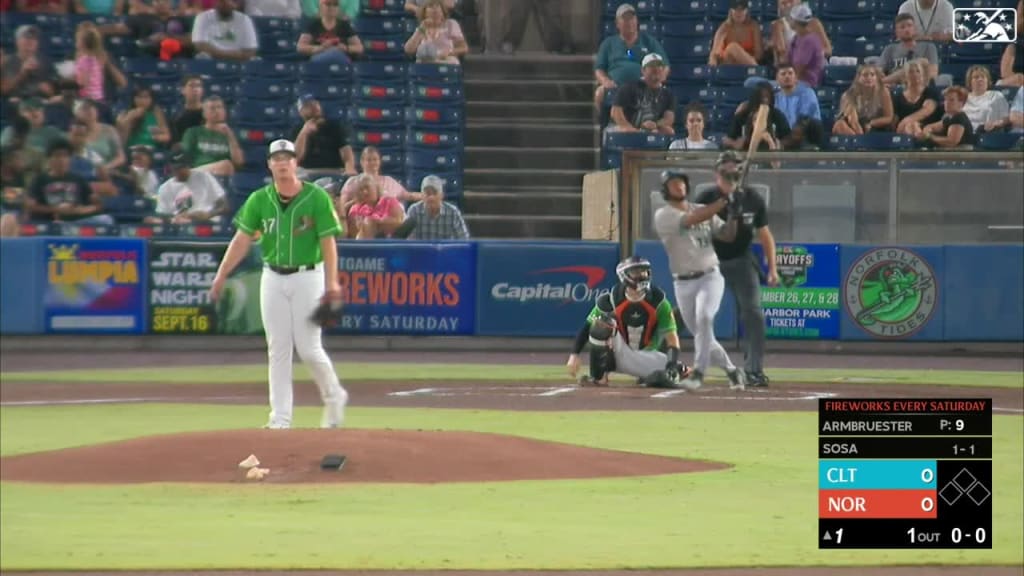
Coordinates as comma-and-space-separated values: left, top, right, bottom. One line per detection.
669, 106, 719, 150
150, 151, 228, 224
244, 0, 301, 19
897, 0, 954, 42
191, 0, 259, 61
962, 65, 1011, 133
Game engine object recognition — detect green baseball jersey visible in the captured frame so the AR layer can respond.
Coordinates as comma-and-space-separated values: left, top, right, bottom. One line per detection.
180, 126, 231, 167
585, 284, 676, 351
233, 181, 343, 267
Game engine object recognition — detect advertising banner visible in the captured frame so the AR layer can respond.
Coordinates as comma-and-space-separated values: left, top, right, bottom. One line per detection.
149, 241, 265, 335
475, 242, 620, 336
44, 238, 146, 333
754, 243, 841, 339
332, 241, 475, 335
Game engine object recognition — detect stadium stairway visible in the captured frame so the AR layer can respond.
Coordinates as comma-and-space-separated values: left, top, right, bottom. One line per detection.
461, 54, 597, 239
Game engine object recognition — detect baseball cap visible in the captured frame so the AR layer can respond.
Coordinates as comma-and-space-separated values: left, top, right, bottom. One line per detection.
730, 0, 749, 9
296, 93, 317, 111
15, 25, 39, 39
615, 3, 636, 18
169, 150, 192, 167
420, 175, 445, 194
129, 144, 154, 157
268, 139, 297, 157
660, 169, 687, 186
642, 53, 665, 68
790, 3, 813, 23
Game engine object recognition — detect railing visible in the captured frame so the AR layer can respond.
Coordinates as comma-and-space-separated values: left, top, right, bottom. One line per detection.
618, 150, 1024, 257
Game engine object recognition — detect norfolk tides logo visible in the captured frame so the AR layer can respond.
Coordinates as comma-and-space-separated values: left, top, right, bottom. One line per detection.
844, 248, 937, 339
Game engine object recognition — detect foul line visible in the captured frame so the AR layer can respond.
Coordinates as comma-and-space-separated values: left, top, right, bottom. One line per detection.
536, 387, 577, 397
994, 407, 1024, 414
388, 388, 437, 397
651, 389, 688, 398
1, 396, 250, 407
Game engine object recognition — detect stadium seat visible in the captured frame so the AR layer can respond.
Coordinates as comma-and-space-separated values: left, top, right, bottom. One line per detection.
707, 107, 733, 132
353, 128, 406, 149
829, 132, 914, 150
204, 79, 240, 105
355, 83, 409, 103
603, 131, 672, 150
102, 195, 155, 224
252, 16, 298, 35
600, 19, 659, 39
405, 105, 463, 129
659, 0, 710, 19
602, 0, 656, 17
348, 104, 406, 127
670, 84, 707, 105
182, 59, 243, 80
360, 0, 406, 16
995, 86, 1019, 102
824, 65, 858, 87
371, 149, 406, 173
244, 60, 297, 80
407, 129, 462, 149
709, 0, 732, 18
660, 19, 714, 38
976, 132, 1024, 151
361, 37, 406, 60
137, 80, 180, 109
409, 63, 463, 85
833, 19, 893, 38
300, 60, 354, 82
669, 64, 713, 82
405, 171, 462, 198
241, 144, 270, 171
232, 171, 271, 194
819, 0, 875, 20
44, 104, 72, 131
237, 127, 288, 145
103, 35, 132, 59
411, 84, 464, 105
406, 148, 461, 172
815, 87, 839, 107
234, 101, 289, 125
719, 85, 750, 107
948, 43, 1004, 63
663, 36, 712, 63
355, 15, 413, 36
297, 80, 353, 104
121, 57, 181, 82
355, 61, 409, 82
714, 65, 769, 85
239, 78, 295, 102
260, 36, 302, 59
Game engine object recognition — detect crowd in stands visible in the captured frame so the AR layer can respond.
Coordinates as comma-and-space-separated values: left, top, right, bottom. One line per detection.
598, 0, 1024, 166
0, 0, 470, 240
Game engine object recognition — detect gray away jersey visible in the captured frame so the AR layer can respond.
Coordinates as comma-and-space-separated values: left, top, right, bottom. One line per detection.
654, 204, 724, 275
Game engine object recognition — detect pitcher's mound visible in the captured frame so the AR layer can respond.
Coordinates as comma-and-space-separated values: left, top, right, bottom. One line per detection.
0, 429, 730, 484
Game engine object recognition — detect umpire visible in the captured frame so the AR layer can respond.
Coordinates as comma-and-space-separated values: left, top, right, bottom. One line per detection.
693, 151, 779, 387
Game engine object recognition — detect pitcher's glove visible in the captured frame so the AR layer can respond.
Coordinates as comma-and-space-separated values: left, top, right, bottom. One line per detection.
310, 296, 343, 328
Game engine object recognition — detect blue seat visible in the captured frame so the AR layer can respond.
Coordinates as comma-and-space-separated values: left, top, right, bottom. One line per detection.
355, 83, 408, 103
996, 86, 1019, 101
670, 64, 713, 82
829, 132, 914, 150
948, 43, 1004, 63
602, 0, 657, 17
411, 84, 464, 104
353, 128, 406, 149
409, 63, 463, 84
663, 36, 712, 63
824, 65, 858, 87
405, 171, 462, 198
239, 78, 295, 102
348, 104, 406, 127
137, 80, 180, 108
406, 105, 462, 129
121, 57, 181, 81
660, 18, 714, 38
355, 15, 413, 36
260, 36, 300, 58
708, 0, 733, 18
297, 80, 352, 104
182, 59, 243, 80
406, 148, 461, 172
204, 79, 239, 104
601, 18, 659, 38
670, 84, 707, 105
360, 0, 406, 16
820, 0, 875, 19
361, 36, 406, 60
233, 101, 288, 124
244, 60, 297, 79
976, 132, 1024, 151
660, 0, 709, 19
714, 65, 769, 85
237, 126, 288, 145
815, 86, 839, 106
720, 85, 750, 107
232, 171, 271, 194
372, 149, 405, 173
707, 107, 733, 131
102, 35, 132, 59
300, 60, 354, 81
407, 129, 462, 149
603, 131, 672, 150
44, 104, 72, 130
59, 222, 121, 236
833, 19, 893, 38
355, 61, 408, 81
252, 16, 298, 35
240, 144, 269, 171
102, 196, 155, 224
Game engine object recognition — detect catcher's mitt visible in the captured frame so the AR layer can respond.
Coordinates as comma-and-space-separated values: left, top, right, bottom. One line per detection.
310, 297, 344, 328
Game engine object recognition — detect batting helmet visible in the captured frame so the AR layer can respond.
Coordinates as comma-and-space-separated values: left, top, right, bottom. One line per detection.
616, 256, 652, 295
660, 169, 689, 201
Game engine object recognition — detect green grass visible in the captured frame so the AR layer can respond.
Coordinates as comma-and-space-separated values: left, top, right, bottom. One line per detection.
2, 363, 1022, 387
1, 404, 1021, 570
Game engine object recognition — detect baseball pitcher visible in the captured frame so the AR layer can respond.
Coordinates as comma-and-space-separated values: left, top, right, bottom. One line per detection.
210, 139, 348, 429
566, 256, 692, 388
653, 168, 747, 391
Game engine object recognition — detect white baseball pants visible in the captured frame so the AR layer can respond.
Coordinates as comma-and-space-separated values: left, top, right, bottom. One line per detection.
260, 264, 348, 428
673, 269, 737, 374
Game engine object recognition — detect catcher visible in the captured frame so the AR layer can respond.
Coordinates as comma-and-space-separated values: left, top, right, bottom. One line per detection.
566, 256, 692, 388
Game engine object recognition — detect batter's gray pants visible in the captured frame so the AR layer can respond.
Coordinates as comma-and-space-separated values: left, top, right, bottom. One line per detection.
673, 270, 736, 374
719, 255, 766, 374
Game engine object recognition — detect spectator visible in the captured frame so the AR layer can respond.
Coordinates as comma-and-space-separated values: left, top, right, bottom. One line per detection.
14, 0, 69, 12
67, 117, 118, 196
669, 104, 717, 150
772, 63, 824, 148
769, 0, 831, 66
191, 0, 259, 61
0, 99, 64, 153
0, 144, 31, 237
1010, 87, 1024, 133
786, 4, 824, 87
73, 0, 124, 15
126, 145, 161, 198
25, 139, 114, 226
338, 146, 416, 213
291, 93, 356, 178
405, 0, 453, 14
147, 150, 227, 224
898, 0, 954, 42
997, 1, 1023, 87
832, 64, 895, 135
116, 86, 172, 149
345, 173, 405, 240
179, 0, 215, 15
179, 95, 243, 176
98, 0, 193, 58
608, 53, 675, 135
709, 0, 763, 66
244, 0, 300, 18
171, 75, 204, 142
404, 0, 468, 65
1, 25, 58, 102
894, 59, 943, 136
500, 0, 571, 55
724, 82, 790, 151
880, 14, 939, 86
74, 23, 111, 103
0, 116, 45, 175
392, 175, 469, 240
913, 85, 974, 147
593, 4, 669, 112
963, 65, 1011, 134
296, 0, 364, 63
74, 99, 125, 171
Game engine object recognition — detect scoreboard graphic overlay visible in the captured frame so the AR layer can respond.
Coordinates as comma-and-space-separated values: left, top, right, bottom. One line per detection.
818, 398, 992, 549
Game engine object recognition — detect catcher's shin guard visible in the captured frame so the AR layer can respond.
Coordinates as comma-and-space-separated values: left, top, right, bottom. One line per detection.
588, 345, 615, 381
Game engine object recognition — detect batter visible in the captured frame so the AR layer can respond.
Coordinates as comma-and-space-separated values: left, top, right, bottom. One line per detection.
566, 256, 692, 388
653, 169, 747, 391
210, 139, 348, 429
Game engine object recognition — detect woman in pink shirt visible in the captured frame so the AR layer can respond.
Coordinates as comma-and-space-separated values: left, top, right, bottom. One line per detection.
345, 173, 406, 239
403, 0, 467, 65
338, 146, 417, 214
74, 23, 107, 101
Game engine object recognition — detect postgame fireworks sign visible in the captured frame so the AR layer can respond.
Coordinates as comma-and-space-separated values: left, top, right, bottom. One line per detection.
757, 243, 841, 340
43, 239, 146, 334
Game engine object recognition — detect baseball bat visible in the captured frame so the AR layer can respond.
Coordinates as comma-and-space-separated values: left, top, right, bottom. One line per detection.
737, 104, 769, 190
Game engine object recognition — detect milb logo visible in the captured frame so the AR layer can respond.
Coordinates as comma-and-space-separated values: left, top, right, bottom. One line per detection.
954, 8, 1017, 43
490, 266, 611, 305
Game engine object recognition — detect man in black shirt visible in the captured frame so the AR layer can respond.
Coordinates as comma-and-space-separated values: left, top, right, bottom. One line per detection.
694, 151, 779, 387
26, 140, 114, 227
608, 53, 676, 135
723, 82, 791, 152
172, 76, 205, 144
291, 94, 357, 178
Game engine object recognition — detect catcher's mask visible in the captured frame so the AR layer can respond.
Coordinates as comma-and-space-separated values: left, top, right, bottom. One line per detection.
616, 256, 652, 297
660, 169, 689, 201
